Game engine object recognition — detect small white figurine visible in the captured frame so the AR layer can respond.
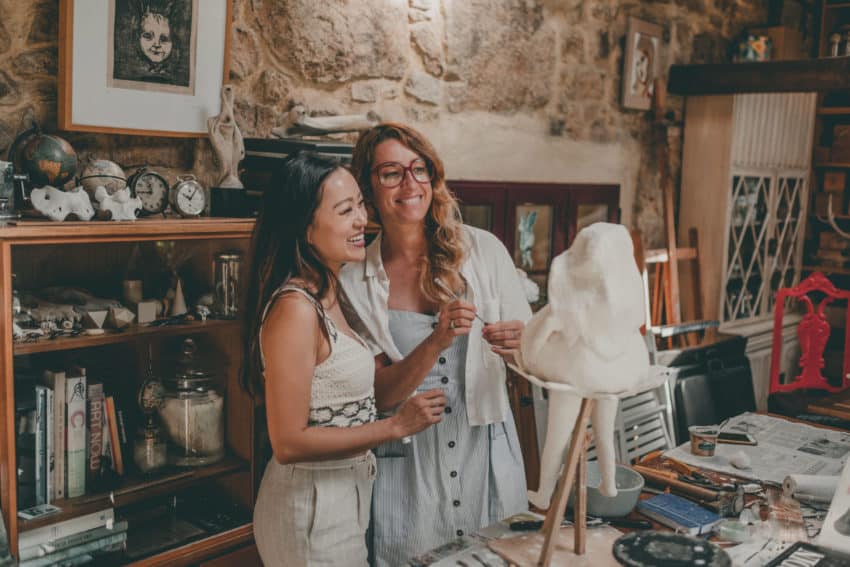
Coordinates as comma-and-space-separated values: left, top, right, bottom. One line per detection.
30, 186, 95, 221
517, 211, 537, 269
94, 186, 142, 221
517, 223, 649, 508
207, 84, 245, 189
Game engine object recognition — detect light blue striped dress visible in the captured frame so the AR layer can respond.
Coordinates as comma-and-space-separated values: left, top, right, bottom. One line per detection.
371, 310, 526, 567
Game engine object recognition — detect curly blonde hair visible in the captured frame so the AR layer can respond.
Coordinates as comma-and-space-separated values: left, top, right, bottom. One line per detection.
351, 123, 466, 304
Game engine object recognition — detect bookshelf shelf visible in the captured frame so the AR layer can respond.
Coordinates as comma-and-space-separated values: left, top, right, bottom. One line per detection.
803, 264, 850, 275
13, 319, 241, 355
815, 162, 850, 168
0, 217, 260, 563
818, 106, 850, 115
18, 454, 248, 533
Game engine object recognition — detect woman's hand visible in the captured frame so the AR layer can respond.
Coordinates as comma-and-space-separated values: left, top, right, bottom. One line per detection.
482, 320, 525, 362
390, 389, 446, 438
430, 299, 477, 350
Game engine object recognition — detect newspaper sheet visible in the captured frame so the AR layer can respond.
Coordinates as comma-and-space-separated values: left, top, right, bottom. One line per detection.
817, 458, 850, 554
664, 413, 850, 484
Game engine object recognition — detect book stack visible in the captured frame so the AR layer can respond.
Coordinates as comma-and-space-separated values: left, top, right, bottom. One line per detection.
18, 366, 133, 513
17, 508, 127, 566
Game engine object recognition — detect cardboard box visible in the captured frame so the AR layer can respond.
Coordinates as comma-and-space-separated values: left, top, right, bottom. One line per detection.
815, 192, 832, 216
824, 171, 847, 193
832, 124, 850, 162
820, 231, 850, 251
815, 146, 832, 164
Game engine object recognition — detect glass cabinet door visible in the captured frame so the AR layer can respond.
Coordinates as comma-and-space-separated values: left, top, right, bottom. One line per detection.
725, 174, 772, 322
723, 170, 807, 323
767, 174, 806, 312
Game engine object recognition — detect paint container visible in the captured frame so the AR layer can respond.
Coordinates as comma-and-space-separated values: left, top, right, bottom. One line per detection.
689, 425, 718, 457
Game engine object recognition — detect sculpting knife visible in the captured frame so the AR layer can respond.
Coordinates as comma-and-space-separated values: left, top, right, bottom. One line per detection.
433, 277, 490, 325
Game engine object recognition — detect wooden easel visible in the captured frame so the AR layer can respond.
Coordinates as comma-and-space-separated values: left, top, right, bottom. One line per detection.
646, 79, 715, 348
537, 398, 595, 567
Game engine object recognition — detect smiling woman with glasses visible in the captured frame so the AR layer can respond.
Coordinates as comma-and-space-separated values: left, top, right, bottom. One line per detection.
340, 123, 531, 566
372, 159, 433, 188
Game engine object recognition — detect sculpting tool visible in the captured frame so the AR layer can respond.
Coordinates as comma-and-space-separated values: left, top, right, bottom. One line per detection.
433, 277, 490, 326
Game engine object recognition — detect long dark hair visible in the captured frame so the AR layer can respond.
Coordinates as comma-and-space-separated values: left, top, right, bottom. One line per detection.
242, 151, 344, 398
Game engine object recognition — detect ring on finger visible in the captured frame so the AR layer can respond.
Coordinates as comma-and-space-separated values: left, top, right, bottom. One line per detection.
449, 319, 456, 329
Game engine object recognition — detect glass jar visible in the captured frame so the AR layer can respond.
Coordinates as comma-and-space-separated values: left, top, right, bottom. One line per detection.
213, 251, 241, 319
158, 339, 225, 466
133, 417, 168, 473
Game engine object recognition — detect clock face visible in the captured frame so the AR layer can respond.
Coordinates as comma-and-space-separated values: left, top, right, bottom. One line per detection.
133, 172, 168, 214
173, 180, 206, 217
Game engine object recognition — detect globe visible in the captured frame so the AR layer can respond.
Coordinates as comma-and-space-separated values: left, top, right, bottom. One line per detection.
79, 159, 127, 199
15, 134, 78, 188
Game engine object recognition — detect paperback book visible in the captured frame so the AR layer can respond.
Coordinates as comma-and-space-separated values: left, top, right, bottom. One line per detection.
636, 493, 722, 535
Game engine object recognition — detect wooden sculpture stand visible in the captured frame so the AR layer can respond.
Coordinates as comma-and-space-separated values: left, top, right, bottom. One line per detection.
489, 397, 623, 567
538, 397, 594, 566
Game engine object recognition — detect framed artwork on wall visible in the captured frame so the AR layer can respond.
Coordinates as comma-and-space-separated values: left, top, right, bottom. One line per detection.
514, 203, 553, 272
622, 16, 662, 111
58, 0, 232, 137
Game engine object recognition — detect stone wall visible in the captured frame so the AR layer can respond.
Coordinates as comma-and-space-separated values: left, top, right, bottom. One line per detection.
0, 0, 768, 245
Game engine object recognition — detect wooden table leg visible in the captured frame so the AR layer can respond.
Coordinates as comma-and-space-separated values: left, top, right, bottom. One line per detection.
538, 398, 595, 567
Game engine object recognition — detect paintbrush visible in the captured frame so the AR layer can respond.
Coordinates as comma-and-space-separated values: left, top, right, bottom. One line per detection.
433, 277, 489, 326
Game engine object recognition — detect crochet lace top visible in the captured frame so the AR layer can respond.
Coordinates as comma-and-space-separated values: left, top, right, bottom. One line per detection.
260, 284, 376, 428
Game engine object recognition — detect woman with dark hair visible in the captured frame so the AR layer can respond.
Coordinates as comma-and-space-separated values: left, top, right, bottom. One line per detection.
340, 124, 530, 565
244, 152, 446, 566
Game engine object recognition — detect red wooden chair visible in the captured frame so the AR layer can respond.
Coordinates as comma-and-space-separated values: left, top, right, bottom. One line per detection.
769, 272, 850, 394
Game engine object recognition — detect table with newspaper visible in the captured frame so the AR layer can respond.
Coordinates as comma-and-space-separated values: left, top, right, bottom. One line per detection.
664, 412, 850, 484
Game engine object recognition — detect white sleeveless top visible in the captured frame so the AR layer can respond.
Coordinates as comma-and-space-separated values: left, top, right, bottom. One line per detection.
260, 284, 377, 427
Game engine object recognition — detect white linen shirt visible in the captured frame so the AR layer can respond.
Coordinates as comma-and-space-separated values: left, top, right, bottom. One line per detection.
339, 225, 532, 426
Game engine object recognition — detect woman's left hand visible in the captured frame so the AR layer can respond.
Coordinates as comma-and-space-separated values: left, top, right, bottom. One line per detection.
482, 320, 524, 361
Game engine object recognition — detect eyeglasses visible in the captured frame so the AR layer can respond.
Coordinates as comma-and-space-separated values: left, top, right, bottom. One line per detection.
372, 159, 432, 188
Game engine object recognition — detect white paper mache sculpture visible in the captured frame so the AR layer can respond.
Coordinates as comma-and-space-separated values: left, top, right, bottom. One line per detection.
516, 223, 649, 509
30, 186, 95, 221
94, 186, 142, 221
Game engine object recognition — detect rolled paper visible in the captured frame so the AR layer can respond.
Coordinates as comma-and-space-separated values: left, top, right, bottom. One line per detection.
783, 474, 840, 503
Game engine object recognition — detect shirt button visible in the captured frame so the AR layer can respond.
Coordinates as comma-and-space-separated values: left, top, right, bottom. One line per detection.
441, 376, 449, 384
445, 407, 452, 414
448, 441, 456, 448
453, 500, 461, 507
450, 470, 458, 478
456, 529, 464, 536
439, 357, 447, 364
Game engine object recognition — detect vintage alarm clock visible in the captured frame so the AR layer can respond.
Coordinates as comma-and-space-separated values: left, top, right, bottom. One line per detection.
169, 175, 207, 217
128, 166, 169, 215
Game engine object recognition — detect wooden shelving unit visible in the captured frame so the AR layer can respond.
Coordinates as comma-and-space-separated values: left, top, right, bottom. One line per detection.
806, 1, 850, 280
0, 218, 260, 565
18, 455, 248, 532
13, 319, 240, 355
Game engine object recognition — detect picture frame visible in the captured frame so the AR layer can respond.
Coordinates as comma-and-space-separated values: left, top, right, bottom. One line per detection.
621, 17, 662, 111
513, 203, 553, 272
59, 0, 232, 137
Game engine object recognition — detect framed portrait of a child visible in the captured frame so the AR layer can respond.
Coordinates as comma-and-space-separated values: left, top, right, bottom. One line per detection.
622, 17, 662, 111
108, 0, 198, 95
59, 0, 231, 137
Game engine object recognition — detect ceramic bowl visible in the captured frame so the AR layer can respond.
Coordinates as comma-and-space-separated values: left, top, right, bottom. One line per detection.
569, 462, 644, 517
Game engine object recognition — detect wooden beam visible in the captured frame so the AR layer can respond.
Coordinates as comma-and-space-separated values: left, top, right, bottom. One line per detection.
668, 58, 850, 95
645, 247, 698, 264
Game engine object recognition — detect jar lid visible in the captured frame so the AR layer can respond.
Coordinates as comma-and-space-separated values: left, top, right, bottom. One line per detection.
215, 250, 241, 260
166, 338, 215, 390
